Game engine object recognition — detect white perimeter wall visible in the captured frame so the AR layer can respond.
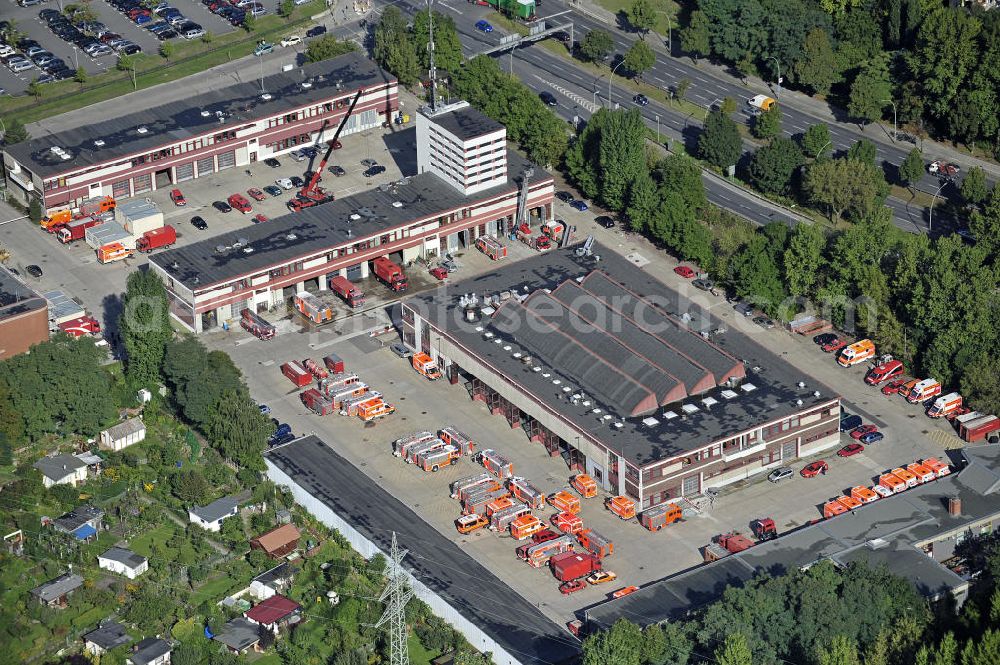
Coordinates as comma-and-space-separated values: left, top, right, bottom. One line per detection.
265, 459, 527, 665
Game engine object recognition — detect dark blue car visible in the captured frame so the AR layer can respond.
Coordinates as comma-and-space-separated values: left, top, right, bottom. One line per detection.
570, 199, 589, 211
859, 431, 884, 444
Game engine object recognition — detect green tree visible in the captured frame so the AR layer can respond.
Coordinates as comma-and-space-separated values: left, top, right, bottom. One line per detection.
208, 389, 273, 469
803, 157, 884, 221
1, 117, 29, 145
583, 618, 642, 665
627, 0, 657, 35
679, 10, 711, 60
172, 468, 211, 505
656, 155, 706, 211
26, 79, 41, 99
580, 29, 615, 63
791, 28, 840, 95
899, 148, 924, 189
816, 635, 861, 665
970, 186, 1000, 258
623, 40, 655, 78
374, 6, 421, 85
564, 108, 646, 211
847, 54, 892, 126
625, 172, 658, 233
748, 137, 803, 195
801, 123, 831, 159
28, 198, 43, 223
74, 66, 87, 84
278, 0, 294, 17
715, 633, 753, 665
720, 97, 737, 115
201, 30, 213, 43
119, 271, 173, 389
0, 433, 11, 466
908, 8, 981, 120
304, 36, 357, 63
960, 629, 1000, 665
730, 235, 787, 317
698, 110, 742, 169
846, 138, 877, 166
783, 223, 826, 298
116, 53, 135, 72
752, 104, 782, 140
961, 166, 989, 206
674, 78, 691, 104
159, 40, 175, 59
410, 10, 463, 74
242, 13, 256, 32
454, 650, 492, 665
961, 354, 1000, 415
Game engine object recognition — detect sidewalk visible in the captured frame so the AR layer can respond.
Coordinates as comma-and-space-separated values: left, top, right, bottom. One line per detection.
566, 0, 1000, 181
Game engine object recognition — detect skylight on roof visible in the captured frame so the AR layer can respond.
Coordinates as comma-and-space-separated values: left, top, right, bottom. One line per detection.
642, 417, 660, 427
720, 389, 738, 400
702, 396, 719, 408
741, 383, 758, 393
662, 411, 678, 420
681, 403, 699, 414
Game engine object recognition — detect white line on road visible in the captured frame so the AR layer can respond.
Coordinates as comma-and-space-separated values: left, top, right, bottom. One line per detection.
533, 73, 599, 113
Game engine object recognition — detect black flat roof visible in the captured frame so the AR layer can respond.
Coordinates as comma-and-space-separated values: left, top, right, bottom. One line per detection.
426, 103, 505, 141
0, 267, 46, 320
405, 244, 838, 466
586, 447, 1000, 630
265, 436, 580, 665
150, 145, 549, 289
5, 52, 393, 179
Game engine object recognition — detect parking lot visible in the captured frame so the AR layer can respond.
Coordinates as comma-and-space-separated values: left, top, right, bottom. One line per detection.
1, 0, 240, 95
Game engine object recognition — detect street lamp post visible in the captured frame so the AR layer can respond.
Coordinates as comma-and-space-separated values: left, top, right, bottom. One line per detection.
609, 60, 625, 108
655, 114, 660, 144
881, 98, 898, 142
929, 179, 948, 233
767, 56, 780, 98
593, 75, 604, 109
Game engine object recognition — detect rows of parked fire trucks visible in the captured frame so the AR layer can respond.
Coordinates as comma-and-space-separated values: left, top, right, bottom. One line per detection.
822, 456, 952, 519
280, 353, 396, 423
824, 336, 1000, 443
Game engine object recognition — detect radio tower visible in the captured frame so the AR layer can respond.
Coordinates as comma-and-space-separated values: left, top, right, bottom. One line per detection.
374, 532, 413, 665
427, 0, 438, 111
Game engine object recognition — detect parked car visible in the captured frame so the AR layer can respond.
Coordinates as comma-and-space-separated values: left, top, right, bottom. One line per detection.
361, 158, 378, 168
328, 165, 346, 177
767, 467, 794, 483
190, 216, 208, 230
555, 191, 574, 203
429, 266, 448, 280
594, 215, 615, 228
306, 25, 327, 38
258, 404, 271, 415
263, 185, 283, 196
275, 178, 294, 189
280, 35, 301, 47
692, 278, 714, 291
881, 377, 909, 396
390, 344, 410, 358
800, 460, 829, 478
839, 414, 862, 431
859, 431, 884, 445
253, 41, 274, 56
539, 91, 557, 106
850, 424, 878, 440
289, 176, 305, 188
570, 199, 589, 211
475, 19, 493, 33
212, 200, 232, 213
821, 338, 848, 353
169, 189, 186, 206
674, 266, 696, 279
633, 93, 649, 106
813, 332, 838, 345
837, 443, 865, 457
559, 580, 587, 595
288, 149, 306, 162
363, 165, 386, 178
25, 264, 43, 278
247, 187, 266, 201
734, 302, 754, 317
587, 571, 617, 585
253, 214, 269, 223
753, 316, 774, 329
264, 158, 281, 168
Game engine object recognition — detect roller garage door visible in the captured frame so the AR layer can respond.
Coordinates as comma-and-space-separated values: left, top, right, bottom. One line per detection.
112, 179, 130, 198
133, 173, 152, 194
345, 264, 363, 281
175, 162, 194, 183
196, 156, 215, 177
217, 150, 236, 170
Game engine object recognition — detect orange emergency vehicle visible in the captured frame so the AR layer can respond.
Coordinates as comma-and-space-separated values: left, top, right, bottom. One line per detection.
606, 496, 636, 520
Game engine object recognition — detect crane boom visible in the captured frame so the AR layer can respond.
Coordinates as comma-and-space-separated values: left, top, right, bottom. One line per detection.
300, 89, 364, 199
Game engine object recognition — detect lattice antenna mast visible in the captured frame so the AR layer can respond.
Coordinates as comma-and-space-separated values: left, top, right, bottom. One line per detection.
427, 0, 437, 112
373, 532, 413, 665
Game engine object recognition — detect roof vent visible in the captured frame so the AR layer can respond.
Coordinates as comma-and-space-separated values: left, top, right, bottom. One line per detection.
170, 261, 179, 270
602, 414, 613, 421
483, 331, 494, 339
261, 93, 273, 101
562, 386, 572, 393
215, 245, 227, 253
866, 538, 889, 550
740, 383, 758, 393
136, 126, 148, 134
475, 326, 484, 332
512, 352, 522, 359
285, 233, 298, 241
542, 373, 550, 378
612, 422, 624, 429
552, 379, 561, 385
49, 146, 63, 156
532, 366, 542, 372
796, 399, 803, 406
93, 140, 105, 148
502, 345, 511, 351
237, 237, 249, 245
350, 213, 361, 221
813, 390, 821, 398
300, 81, 313, 89
243, 247, 254, 254
592, 408, 602, 414
493, 338, 502, 344
391, 201, 403, 208
192, 277, 200, 285
201, 110, 211, 117
797, 381, 806, 388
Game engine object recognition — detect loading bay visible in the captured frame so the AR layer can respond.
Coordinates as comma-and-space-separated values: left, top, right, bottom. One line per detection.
209, 229, 962, 626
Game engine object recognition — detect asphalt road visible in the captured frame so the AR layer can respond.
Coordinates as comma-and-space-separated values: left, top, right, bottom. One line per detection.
376, 0, 971, 235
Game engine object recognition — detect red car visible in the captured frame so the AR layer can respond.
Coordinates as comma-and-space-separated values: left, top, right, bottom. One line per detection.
881, 377, 908, 396
247, 188, 267, 202
837, 443, 864, 457
800, 460, 829, 478
821, 338, 848, 353
674, 266, 696, 279
531, 529, 559, 544
227, 193, 252, 214
850, 425, 878, 440
253, 214, 269, 224
559, 580, 587, 595
429, 267, 448, 280
169, 189, 186, 206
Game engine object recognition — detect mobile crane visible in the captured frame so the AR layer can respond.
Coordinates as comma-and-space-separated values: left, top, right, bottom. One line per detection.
288, 89, 364, 212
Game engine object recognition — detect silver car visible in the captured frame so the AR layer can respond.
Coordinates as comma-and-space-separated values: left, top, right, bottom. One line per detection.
768, 467, 794, 483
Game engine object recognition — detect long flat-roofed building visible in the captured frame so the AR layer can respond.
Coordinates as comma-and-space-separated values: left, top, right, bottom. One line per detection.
2, 52, 398, 212
401, 243, 842, 508
0, 266, 48, 359
149, 101, 554, 332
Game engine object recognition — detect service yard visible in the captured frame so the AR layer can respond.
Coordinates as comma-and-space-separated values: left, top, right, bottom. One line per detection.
209, 226, 961, 625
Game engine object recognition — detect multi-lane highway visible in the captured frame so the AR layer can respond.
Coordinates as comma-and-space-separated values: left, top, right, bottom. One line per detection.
376, 0, 969, 234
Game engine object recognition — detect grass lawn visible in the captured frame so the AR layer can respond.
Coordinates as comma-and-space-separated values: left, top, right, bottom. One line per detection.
407, 633, 438, 665
128, 522, 177, 558
251, 654, 283, 665
194, 573, 238, 601
0, 0, 327, 124
594, 0, 679, 36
